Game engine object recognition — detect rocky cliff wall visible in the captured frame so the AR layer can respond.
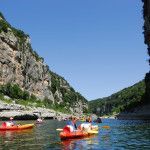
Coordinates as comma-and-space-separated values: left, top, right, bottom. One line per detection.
0, 13, 88, 114
143, 0, 150, 101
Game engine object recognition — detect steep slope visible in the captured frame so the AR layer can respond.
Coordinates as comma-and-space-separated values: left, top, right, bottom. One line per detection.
0, 12, 88, 114
142, 0, 150, 102
89, 81, 147, 117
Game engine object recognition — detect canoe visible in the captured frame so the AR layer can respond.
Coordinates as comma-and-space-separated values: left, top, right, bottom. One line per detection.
0, 123, 34, 130
60, 129, 98, 140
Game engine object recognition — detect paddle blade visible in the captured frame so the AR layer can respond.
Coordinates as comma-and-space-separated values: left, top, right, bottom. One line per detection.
56, 128, 63, 131
102, 126, 110, 129
87, 130, 98, 134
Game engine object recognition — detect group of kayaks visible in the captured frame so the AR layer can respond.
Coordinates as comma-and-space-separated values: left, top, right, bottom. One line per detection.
0, 120, 100, 141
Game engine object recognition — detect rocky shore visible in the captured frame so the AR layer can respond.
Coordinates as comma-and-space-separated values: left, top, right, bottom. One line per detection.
116, 103, 150, 120
0, 100, 70, 120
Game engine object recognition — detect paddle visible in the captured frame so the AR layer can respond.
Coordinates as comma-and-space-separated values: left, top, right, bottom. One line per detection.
87, 130, 98, 134
56, 125, 110, 132
101, 125, 110, 129
56, 128, 63, 131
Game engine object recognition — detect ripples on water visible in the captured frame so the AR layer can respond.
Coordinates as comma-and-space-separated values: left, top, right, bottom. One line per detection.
0, 119, 149, 150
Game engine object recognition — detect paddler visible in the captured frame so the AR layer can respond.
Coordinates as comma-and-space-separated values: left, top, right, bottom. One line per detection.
64, 116, 78, 132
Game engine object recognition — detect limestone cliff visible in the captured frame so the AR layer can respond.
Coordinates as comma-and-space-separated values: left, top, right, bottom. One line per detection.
0, 12, 88, 114
142, 0, 150, 101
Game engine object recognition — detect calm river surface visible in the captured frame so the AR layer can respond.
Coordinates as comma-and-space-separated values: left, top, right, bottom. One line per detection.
0, 119, 149, 150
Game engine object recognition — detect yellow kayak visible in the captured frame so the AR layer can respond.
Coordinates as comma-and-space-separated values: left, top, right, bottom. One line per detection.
87, 130, 99, 134
0, 123, 34, 130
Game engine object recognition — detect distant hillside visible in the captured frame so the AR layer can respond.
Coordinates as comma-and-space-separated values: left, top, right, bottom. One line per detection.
0, 12, 88, 114
89, 81, 146, 116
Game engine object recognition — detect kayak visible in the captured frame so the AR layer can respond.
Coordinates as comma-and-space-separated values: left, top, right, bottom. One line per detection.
87, 130, 98, 134
60, 130, 88, 140
60, 129, 98, 140
0, 123, 34, 130
91, 125, 99, 131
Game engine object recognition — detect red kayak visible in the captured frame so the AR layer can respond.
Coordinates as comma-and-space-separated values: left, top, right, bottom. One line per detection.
60, 130, 88, 140
60, 125, 99, 140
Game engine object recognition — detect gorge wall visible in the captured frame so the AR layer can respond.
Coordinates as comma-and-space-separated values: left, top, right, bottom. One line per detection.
0, 13, 88, 114
143, 0, 150, 102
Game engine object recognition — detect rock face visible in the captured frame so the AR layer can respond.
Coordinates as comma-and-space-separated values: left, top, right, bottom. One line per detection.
0, 13, 88, 114
143, 0, 150, 101
116, 104, 150, 120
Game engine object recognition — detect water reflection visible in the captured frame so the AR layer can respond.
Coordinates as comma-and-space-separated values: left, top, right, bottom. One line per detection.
60, 135, 98, 150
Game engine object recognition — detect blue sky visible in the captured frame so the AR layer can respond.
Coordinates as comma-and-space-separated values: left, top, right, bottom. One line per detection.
0, 0, 148, 100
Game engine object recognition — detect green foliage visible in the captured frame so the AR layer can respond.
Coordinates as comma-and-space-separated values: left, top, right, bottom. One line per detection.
32, 50, 44, 62
89, 81, 146, 116
0, 93, 12, 103
0, 83, 22, 99
22, 90, 30, 100
51, 74, 60, 94
43, 97, 53, 108
83, 107, 88, 113
0, 83, 34, 101
53, 102, 70, 113
0, 12, 5, 20
30, 94, 37, 101
12, 28, 26, 40
0, 19, 10, 33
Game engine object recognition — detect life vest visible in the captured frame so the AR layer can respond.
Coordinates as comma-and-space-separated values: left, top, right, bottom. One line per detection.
78, 123, 91, 131
63, 125, 74, 132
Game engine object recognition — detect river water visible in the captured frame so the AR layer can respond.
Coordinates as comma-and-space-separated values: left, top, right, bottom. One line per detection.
0, 119, 149, 150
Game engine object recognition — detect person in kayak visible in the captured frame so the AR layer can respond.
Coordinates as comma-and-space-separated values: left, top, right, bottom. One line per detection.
86, 116, 92, 123
67, 116, 78, 129
78, 116, 92, 131
4, 117, 15, 127
64, 116, 78, 132
96, 117, 102, 123
36, 117, 43, 123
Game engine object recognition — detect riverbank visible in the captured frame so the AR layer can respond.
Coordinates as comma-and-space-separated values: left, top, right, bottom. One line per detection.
116, 103, 150, 120
100, 103, 150, 120
100, 115, 117, 119
0, 100, 70, 120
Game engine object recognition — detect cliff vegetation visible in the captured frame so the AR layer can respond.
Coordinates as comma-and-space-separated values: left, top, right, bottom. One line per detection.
89, 81, 145, 116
